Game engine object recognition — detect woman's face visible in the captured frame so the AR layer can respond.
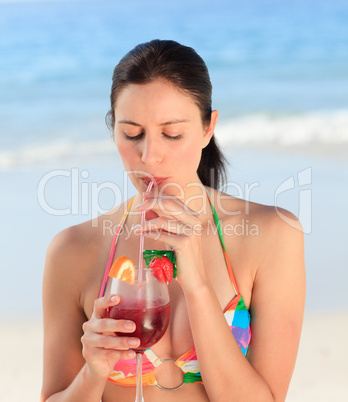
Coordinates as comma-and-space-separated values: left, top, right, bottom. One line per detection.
113, 79, 217, 195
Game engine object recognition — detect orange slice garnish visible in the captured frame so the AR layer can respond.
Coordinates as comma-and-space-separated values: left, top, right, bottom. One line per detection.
109, 256, 136, 284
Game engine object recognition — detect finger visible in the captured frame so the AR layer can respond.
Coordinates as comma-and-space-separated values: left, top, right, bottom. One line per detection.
137, 197, 199, 224
82, 331, 140, 351
104, 348, 136, 361
92, 295, 120, 319
118, 349, 137, 360
139, 195, 191, 215
85, 318, 136, 335
143, 229, 185, 250
82, 343, 136, 362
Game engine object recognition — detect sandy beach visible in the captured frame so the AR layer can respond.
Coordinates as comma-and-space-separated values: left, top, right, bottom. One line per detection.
0, 311, 346, 402
287, 311, 348, 401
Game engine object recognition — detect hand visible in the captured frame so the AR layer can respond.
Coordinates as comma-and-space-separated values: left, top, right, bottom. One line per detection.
135, 194, 207, 291
81, 294, 140, 379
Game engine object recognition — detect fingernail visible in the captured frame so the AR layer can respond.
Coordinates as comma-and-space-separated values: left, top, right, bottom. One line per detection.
110, 295, 117, 302
127, 350, 136, 358
125, 322, 135, 330
129, 338, 139, 346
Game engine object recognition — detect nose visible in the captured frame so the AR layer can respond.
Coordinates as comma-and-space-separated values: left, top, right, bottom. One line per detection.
141, 135, 163, 166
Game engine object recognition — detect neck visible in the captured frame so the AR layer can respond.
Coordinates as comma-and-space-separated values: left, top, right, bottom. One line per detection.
180, 181, 212, 218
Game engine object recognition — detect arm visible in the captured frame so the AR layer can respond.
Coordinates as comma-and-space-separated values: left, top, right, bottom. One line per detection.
41, 228, 139, 402
246, 208, 306, 400
137, 198, 305, 401
185, 208, 306, 401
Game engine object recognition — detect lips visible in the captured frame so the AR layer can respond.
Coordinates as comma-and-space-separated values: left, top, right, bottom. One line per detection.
140, 176, 168, 186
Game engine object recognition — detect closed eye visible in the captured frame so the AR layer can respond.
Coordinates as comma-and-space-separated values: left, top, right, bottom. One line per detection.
163, 134, 182, 140
125, 133, 182, 141
125, 132, 144, 141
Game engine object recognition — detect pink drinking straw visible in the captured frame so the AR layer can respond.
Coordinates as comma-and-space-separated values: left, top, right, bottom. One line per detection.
138, 180, 155, 282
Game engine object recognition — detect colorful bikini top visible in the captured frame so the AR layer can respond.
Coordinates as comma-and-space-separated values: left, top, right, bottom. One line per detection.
99, 190, 251, 389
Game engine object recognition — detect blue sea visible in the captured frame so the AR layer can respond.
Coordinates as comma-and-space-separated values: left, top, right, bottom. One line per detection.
1, 0, 348, 164
0, 0, 347, 318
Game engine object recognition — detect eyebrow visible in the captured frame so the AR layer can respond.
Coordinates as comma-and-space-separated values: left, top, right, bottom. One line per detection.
117, 119, 190, 126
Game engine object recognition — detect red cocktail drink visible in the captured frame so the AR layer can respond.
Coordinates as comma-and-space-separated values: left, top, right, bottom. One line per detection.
104, 257, 171, 402
108, 303, 170, 352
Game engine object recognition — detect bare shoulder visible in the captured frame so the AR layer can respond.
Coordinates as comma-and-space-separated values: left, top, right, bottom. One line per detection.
218, 191, 305, 302
210, 186, 302, 237
45, 219, 100, 278
43, 200, 130, 299
209, 187, 305, 274
43, 220, 100, 312
245, 202, 305, 267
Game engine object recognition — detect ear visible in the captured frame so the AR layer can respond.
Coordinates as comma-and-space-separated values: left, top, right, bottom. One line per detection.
202, 110, 219, 149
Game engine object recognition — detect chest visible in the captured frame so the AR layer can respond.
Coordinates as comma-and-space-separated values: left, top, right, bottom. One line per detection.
82, 223, 246, 359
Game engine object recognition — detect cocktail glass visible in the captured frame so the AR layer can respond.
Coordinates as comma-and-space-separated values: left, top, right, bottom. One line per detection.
105, 264, 170, 401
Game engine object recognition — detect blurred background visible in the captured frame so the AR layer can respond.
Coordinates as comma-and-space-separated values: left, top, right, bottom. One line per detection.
0, 0, 347, 400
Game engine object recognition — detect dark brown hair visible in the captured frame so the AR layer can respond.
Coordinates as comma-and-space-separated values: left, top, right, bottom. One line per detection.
106, 39, 227, 189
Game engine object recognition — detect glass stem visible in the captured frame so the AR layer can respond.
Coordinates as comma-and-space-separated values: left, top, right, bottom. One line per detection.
135, 352, 144, 402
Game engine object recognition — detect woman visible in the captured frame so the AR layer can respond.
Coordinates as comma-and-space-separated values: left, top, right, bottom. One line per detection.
41, 40, 305, 401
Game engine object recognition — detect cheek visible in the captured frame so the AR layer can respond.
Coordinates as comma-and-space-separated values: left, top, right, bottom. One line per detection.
178, 148, 200, 165
177, 139, 202, 167
116, 141, 136, 165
